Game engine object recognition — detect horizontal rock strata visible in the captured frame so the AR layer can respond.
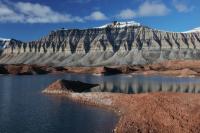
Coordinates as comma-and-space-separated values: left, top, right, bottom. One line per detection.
1, 26, 200, 66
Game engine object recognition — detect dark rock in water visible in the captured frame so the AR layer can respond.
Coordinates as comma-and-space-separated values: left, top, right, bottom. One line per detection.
103, 66, 140, 75
103, 67, 123, 75
0, 65, 8, 74
43, 79, 100, 93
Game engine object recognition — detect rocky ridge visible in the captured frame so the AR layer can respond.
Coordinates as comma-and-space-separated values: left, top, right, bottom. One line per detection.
0, 38, 22, 53
0, 21, 200, 66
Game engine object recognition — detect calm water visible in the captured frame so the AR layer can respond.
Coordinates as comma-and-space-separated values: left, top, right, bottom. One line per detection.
0, 74, 118, 133
0, 74, 200, 133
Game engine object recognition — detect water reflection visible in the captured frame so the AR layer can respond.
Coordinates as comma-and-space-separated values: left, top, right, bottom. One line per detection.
89, 75, 200, 93
0, 74, 118, 133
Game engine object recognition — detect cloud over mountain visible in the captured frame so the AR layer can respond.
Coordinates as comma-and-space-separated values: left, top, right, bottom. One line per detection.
117, 1, 170, 19
85, 11, 107, 21
0, 0, 197, 24
0, 1, 83, 23
173, 0, 194, 13
117, 9, 137, 19
138, 1, 170, 16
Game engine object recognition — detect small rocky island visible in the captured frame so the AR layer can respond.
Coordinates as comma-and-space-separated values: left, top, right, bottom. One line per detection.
43, 79, 200, 133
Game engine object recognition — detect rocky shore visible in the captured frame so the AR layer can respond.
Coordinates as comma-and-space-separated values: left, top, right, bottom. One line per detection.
43, 80, 200, 133
0, 64, 68, 75
1, 60, 200, 77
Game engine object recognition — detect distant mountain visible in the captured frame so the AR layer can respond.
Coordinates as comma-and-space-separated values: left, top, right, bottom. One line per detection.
0, 21, 200, 66
184, 27, 200, 33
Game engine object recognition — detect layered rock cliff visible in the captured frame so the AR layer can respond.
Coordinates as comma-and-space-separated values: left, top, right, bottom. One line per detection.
0, 22, 200, 66
0, 38, 22, 54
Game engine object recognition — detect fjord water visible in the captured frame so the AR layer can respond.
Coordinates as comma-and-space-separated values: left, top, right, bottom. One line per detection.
0, 74, 118, 133
1, 74, 200, 133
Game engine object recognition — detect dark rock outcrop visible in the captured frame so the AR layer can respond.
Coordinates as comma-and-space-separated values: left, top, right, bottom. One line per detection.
43, 79, 100, 93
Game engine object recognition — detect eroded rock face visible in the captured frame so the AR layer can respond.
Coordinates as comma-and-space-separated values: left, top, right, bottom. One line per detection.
0, 39, 22, 53
43, 79, 100, 93
1, 25, 200, 66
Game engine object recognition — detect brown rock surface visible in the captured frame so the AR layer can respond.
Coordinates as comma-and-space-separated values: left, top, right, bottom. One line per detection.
64, 66, 104, 74
0, 64, 69, 75
2, 60, 200, 77
45, 91, 200, 133
112, 93, 200, 133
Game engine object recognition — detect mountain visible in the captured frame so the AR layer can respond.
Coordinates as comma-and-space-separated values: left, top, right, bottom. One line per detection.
0, 38, 22, 51
0, 38, 10, 49
184, 27, 200, 33
0, 21, 200, 66
95, 21, 141, 28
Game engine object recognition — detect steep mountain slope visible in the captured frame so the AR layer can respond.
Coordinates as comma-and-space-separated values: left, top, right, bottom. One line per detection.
0, 38, 10, 50
0, 38, 22, 53
0, 21, 200, 66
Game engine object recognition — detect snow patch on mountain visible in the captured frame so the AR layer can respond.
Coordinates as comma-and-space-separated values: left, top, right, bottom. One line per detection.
96, 21, 141, 28
183, 27, 200, 33
0, 37, 11, 41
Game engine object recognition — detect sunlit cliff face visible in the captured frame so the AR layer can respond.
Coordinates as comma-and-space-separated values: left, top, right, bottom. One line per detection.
0, 23, 200, 66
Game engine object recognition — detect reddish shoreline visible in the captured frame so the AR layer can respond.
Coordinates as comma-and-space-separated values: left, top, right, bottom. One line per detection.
42, 91, 200, 133
1, 60, 200, 77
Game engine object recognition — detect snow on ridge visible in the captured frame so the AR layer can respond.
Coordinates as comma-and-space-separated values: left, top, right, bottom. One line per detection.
150, 27, 200, 34
183, 27, 200, 33
0, 37, 11, 41
96, 21, 141, 29
55, 21, 199, 34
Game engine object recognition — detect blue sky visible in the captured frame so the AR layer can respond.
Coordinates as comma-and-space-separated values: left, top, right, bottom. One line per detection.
0, 0, 199, 41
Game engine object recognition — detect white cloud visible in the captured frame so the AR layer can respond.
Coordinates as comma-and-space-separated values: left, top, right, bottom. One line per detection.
0, 1, 108, 23
138, 1, 170, 16
116, 1, 170, 19
117, 9, 136, 19
0, 4, 14, 16
173, 0, 194, 13
0, 3, 23, 23
68, 0, 93, 3
0, 1, 83, 23
85, 11, 107, 20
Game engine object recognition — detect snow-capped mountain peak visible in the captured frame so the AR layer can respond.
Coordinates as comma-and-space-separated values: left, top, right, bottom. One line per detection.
183, 27, 200, 33
96, 21, 141, 28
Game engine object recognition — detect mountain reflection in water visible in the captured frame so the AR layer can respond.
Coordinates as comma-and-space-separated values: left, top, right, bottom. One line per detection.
89, 74, 200, 93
